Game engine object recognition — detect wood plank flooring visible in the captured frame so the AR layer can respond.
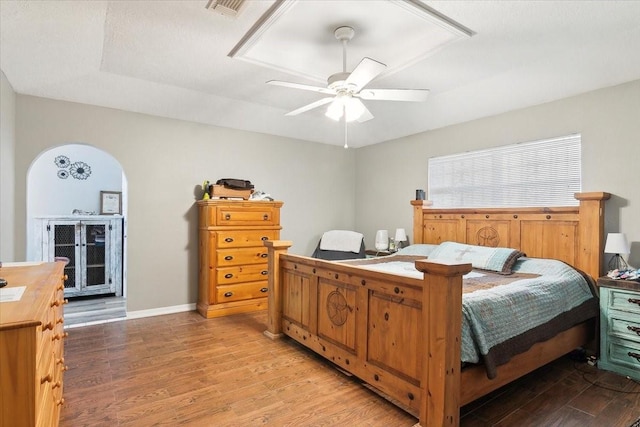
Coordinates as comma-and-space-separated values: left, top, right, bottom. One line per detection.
60, 310, 640, 427
64, 295, 127, 327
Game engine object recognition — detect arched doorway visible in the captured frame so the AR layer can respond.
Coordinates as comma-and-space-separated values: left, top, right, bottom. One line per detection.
26, 143, 128, 325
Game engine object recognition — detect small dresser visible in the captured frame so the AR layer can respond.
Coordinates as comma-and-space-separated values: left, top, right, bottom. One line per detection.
597, 276, 640, 380
0, 261, 68, 427
197, 199, 283, 318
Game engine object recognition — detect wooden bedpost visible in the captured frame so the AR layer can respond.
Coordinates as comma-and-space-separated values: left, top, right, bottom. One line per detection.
574, 192, 610, 279
263, 240, 293, 340
412, 200, 425, 245
414, 259, 472, 427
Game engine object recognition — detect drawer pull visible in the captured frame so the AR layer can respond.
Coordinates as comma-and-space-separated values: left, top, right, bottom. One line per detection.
628, 352, 640, 363
52, 381, 62, 389
261, 236, 268, 241
224, 292, 233, 298
56, 357, 65, 365
261, 270, 268, 276
225, 237, 234, 243
52, 332, 69, 341
43, 322, 54, 331
56, 398, 65, 406
224, 255, 233, 261
629, 298, 640, 307
263, 214, 269, 220
225, 214, 231, 220
628, 325, 640, 336
41, 374, 52, 384
56, 317, 64, 324
260, 253, 268, 258
224, 273, 233, 279
260, 287, 268, 293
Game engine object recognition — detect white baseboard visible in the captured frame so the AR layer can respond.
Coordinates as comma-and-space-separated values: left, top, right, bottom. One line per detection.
126, 303, 196, 320
64, 302, 197, 329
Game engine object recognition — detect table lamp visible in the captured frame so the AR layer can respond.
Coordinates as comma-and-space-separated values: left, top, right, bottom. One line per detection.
375, 230, 389, 251
604, 232, 630, 271
394, 228, 407, 250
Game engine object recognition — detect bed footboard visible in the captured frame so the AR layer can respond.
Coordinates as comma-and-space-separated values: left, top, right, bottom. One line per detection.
264, 240, 471, 427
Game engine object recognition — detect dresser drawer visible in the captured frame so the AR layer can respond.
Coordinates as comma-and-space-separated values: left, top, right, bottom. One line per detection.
216, 230, 278, 249
216, 281, 269, 303
606, 338, 640, 372
216, 205, 278, 226
608, 314, 640, 342
37, 344, 55, 421
216, 264, 269, 285
216, 247, 269, 266
606, 288, 640, 315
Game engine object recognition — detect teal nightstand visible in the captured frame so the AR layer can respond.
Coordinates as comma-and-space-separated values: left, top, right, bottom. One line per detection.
597, 276, 640, 380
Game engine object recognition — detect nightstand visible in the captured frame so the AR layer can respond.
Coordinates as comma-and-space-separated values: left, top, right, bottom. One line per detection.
597, 276, 640, 380
365, 249, 393, 258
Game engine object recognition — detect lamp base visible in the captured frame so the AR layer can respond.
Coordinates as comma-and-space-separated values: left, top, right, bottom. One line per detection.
608, 254, 629, 271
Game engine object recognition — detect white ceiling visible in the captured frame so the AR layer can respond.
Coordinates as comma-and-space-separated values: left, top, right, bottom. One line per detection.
1, 0, 639, 148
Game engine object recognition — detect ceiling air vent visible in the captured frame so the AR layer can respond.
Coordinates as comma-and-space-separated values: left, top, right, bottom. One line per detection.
205, 0, 246, 18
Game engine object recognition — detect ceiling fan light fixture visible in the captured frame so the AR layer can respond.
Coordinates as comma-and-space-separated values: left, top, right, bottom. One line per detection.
325, 95, 365, 122
325, 101, 343, 121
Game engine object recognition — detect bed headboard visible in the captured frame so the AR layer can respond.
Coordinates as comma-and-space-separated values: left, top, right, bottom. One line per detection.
411, 192, 610, 279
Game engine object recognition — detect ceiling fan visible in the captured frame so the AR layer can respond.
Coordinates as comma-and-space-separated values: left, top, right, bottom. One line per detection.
267, 26, 430, 125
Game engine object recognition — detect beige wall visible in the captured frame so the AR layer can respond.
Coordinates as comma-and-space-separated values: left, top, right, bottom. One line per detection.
0, 71, 16, 261
356, 79, 640, 272
8, 79, 640, 312
14, 96, 356, 311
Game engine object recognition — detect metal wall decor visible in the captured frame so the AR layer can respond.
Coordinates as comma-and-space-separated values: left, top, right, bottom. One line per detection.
69, 161, 91, 180
55, 155, 92, 180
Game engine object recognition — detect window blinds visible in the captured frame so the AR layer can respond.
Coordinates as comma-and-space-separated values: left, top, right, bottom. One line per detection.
428, 134, 581, 208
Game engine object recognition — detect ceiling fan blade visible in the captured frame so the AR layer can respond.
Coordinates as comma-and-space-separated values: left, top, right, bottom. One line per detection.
285, 97, 335, 116
354, 99, 374, 123
345, 57, 387, 91
358, 88, 430, 102
267, 80, 335, 95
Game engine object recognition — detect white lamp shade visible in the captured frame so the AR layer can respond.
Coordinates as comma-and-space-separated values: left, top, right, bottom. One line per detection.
375, 230, 389, 251
604, 233, 630, 254
325, 95, 366, 123
394, 228, 407, 242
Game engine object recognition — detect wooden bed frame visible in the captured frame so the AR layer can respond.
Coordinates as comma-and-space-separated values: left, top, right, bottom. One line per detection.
263, 192, 610, 426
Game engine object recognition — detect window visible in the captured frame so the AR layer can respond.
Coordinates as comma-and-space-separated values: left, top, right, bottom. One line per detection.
428, 134, 581, 208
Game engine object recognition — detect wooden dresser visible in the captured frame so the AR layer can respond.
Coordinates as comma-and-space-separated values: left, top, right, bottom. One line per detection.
0, 261, 68, 427
197, 199, 283, 318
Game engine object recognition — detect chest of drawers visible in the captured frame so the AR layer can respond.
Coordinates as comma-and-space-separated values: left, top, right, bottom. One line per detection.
0, 261, 68, 427
597, 276, 640, 380
197, 200, 283, 318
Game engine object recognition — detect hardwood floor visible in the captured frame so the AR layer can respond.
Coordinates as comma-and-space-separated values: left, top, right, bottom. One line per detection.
60, 310, 640, 427
64, 295, 127, 327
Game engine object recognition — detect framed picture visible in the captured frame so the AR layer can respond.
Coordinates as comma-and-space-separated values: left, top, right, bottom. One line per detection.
100, 191, 122, 215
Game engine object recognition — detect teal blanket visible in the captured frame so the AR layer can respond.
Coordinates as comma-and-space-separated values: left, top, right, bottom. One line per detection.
461, 257, 597, 377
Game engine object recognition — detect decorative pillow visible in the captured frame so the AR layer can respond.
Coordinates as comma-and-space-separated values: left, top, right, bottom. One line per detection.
395, 244, 439, 257
427, 241, 525, 274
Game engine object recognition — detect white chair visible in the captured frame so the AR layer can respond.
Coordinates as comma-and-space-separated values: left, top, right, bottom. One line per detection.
311, 230, 366, 260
